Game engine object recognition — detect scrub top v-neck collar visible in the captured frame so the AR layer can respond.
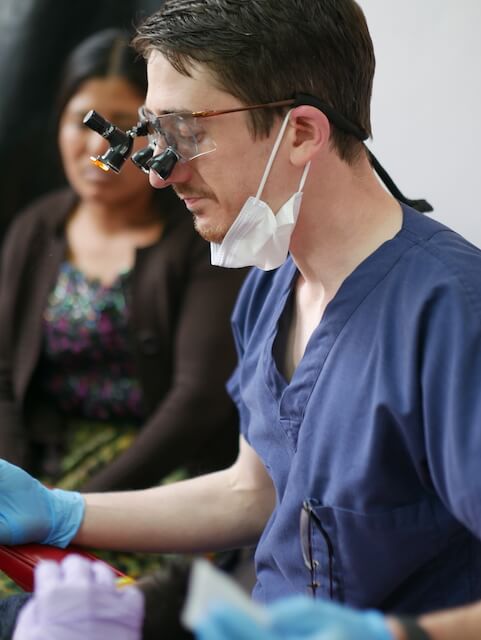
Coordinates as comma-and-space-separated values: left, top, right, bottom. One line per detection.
264, 204, 416, 422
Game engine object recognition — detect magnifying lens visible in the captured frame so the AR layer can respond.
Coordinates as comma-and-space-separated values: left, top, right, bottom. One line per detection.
83, 110, 148, 173
83, 109, 179, 180
145, 147, 180, 180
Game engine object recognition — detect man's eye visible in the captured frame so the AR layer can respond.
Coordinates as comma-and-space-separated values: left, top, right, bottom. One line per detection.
175, 123, 193, 139
176, 125, 205, 145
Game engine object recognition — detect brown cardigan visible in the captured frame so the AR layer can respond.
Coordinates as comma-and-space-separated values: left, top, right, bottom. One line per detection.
0, 188, 248, 491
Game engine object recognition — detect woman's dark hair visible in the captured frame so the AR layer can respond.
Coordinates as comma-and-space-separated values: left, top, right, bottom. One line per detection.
56, 28, 147, 118
52, 27, 177, 209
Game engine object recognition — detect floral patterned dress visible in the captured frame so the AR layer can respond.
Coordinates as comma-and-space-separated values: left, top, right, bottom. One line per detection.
0, 262, 183, 596
40, 261, 145, 489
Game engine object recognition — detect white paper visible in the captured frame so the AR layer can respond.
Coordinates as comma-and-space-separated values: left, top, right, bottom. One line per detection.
181, 558, 268, 631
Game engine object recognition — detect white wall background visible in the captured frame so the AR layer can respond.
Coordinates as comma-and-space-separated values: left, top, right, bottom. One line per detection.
357, 0, 481, 247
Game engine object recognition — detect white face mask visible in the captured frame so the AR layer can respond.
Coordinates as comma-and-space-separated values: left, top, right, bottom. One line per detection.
210, 111, 311, 270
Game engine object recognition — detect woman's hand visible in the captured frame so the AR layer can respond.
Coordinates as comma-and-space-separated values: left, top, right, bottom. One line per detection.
13, 555, 144, 640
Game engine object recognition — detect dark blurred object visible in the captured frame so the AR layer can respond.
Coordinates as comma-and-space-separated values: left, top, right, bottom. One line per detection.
0, 0, 161, 242
137, 557, 194, 640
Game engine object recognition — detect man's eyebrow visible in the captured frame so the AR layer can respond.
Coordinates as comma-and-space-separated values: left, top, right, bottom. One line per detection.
146, 106, 193, 116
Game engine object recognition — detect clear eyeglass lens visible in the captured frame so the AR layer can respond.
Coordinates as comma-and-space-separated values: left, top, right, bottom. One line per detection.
139, 107, 215, 161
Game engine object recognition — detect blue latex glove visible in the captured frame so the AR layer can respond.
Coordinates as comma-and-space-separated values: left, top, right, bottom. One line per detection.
195, 596, 395, 640
195, 604, 277, 640
12, 555, 144, 640
0, 459, 85, 547
269, 596, 394, 639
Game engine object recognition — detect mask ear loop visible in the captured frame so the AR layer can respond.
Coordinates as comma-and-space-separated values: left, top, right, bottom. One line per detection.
298, 160, 311, 191
254, 110, 293, 202
254, 110, 312, 202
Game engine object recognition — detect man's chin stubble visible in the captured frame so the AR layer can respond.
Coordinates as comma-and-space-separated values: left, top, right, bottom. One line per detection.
192, 214, 226, 244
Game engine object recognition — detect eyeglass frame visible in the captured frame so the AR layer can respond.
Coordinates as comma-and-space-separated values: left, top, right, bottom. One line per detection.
140, 94, 367, 137
187, 94, 367, 141
138, 92, 368, 158
137, 98, 299, 167
168, 98, 296, 120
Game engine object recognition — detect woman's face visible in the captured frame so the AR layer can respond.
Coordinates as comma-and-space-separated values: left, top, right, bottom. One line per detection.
58, 76, 150, 206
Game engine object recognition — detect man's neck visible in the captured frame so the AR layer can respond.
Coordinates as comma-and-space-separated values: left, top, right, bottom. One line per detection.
289, 151, 403, 296
282, 151, 403, 376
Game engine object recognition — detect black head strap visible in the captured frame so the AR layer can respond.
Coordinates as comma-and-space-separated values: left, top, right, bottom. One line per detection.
368, 151, 433, 213
292, 93, 433, 213
294, 93, 369, 141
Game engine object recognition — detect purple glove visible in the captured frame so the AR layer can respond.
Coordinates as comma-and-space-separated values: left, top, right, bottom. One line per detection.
12, 555, 144, 640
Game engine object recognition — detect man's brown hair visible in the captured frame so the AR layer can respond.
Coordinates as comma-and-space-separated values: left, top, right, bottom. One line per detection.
133, 0, 375, 163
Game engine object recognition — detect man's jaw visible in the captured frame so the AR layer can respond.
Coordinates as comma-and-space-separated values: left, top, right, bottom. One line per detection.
173, 188, 230, 243
193, 215, 227, 244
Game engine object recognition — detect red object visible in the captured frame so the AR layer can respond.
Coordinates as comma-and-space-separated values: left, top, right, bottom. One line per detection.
0, 544, 126, 591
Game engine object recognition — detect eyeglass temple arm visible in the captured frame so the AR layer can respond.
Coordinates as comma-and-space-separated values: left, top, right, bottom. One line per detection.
191, 99, 296, 119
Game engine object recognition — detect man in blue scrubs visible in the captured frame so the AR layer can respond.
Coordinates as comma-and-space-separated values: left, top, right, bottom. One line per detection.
2, 0, 481, 638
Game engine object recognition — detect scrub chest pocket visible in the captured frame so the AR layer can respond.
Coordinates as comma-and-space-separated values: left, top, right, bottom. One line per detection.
300, 497, 464, 609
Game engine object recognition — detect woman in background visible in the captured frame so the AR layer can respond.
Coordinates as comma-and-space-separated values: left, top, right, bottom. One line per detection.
0, 28, 246, 586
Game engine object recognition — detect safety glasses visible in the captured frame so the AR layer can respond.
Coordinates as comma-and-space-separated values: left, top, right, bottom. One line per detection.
135, 100, 297, 179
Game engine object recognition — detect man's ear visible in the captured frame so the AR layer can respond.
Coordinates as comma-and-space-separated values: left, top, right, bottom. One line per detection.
288, 105, 330, 166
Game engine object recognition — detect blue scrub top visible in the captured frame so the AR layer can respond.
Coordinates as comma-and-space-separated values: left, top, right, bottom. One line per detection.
228, 204, 481, 613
